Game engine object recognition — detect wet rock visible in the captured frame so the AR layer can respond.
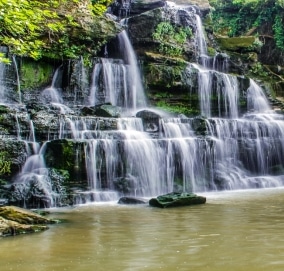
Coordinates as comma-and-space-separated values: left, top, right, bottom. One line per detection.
0, 217, 48, 237
8, 167, 70, 209
216, 36, 256, 53
81, 105, 122, 118
149, 192, 206, 208
0, 205, 57, 237
118, 196, 148, 204
136, 110, 161, 135
191, 116, 207, 136
0, 198, 8, 206
0, 206, 56, 225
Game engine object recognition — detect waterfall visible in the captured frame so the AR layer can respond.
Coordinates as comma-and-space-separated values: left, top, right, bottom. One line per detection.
195, 14, 208, 66
88, 30, 147, 111
117, 30, 147, 110
5, 2, 284, 207
0, 57, 6, 103
51, 4, 284, 201
88, 58, 129, 107
41, 66, 63, 104
0, 49, 21, 104
247, 79, 271, 112
12, 56, 22, 103
41, 66, 72, 114
12, 142, 59, 208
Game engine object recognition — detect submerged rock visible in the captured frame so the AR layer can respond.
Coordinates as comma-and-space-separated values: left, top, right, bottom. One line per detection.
0, 206, 57, 237
118, 196, 148, 205
149, 192, 206, 208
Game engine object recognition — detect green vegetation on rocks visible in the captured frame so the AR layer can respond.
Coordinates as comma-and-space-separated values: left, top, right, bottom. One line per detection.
20, 59, 54, 90
0, 0, 118, 62
152, 22, 192, 57
0, 206, 57, 237
209, 0, 284, 50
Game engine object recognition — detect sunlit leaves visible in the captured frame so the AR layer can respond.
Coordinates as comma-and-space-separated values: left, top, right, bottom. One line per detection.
0, 0, 113, 61
91, 0, 113, 15
0, 53, 10, 64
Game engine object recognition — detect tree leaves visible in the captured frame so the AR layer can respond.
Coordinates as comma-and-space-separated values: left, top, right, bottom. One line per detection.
0, 0, 115, 61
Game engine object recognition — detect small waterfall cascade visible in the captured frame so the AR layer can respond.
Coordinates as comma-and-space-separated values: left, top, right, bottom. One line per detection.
88, 30, 147, 111
41, 66, 63, 104
12, 55, 22, 104
0, 55, 6, 103
12, 142, 60, 208
195, 13, 208, 65
0, 47, 22, 104
41, 66, 72, 114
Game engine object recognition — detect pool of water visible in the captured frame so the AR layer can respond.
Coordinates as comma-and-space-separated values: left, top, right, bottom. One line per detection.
1, 188, 284, 271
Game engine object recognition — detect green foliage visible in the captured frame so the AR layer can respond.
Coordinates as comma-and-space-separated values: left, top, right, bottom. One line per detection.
0, 53, 10, 64
0, 0, 115, 61
209, 0, 284, 51
273, 14, 284, 50
0, 151, 11, 174
156, 100, 196, 116
249, 62, 269, 78
91, 0, 113, 15
153, 22, 192, 57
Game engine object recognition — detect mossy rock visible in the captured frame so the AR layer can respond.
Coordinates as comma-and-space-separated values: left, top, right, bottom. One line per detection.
0, 206, 58, 237
216, 36, 256, 52
0, 217, 48, 237
0, 206, 57, 225
20, 59, 54, 90
149, 192, 206, 208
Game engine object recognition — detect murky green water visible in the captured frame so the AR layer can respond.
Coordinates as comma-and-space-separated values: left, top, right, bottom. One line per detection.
1, 188, 284, 271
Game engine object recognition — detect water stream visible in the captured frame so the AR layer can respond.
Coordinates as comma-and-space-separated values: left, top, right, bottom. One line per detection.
1, 188, 284, 271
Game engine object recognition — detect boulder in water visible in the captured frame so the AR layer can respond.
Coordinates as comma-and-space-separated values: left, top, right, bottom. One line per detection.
118, 196, 148, 205
149, 192, 206, 208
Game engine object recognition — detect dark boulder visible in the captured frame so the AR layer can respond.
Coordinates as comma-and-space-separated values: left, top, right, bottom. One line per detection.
82, 104, 122, 118
136, 109, 161, 134
149, 192, 206, 208
118, 196, 148, 204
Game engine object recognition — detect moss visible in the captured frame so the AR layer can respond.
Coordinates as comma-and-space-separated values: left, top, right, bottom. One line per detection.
144, 58, 187, 89
0, 206, 56, 224
207, 46, 216, 57
216, 36, 256, 52
156, 100, 198, 116
20, 59, 54, 90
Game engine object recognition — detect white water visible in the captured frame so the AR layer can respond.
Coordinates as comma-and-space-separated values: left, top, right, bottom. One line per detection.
12, 55, 22, 103
13, 142, 58, 208
88, 30, 147, 111
0, 59, 6, 103
195, 13, 208, 66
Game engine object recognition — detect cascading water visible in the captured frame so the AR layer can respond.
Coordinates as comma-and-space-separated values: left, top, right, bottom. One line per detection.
88, 30, 147, 111
41, 66, 72, 114
0, 56, 6, 103
5, 2, 284, 208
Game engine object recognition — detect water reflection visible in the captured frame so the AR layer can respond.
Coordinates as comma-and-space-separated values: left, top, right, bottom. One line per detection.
1, 188, 284, 271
